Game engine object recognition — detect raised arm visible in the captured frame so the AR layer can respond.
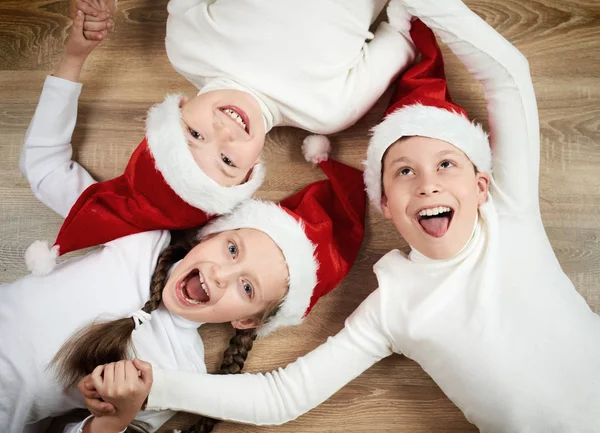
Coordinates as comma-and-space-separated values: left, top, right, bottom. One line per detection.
399, 0, 540, 213
19, 9, 108, 218
145, 289, 393, 425
345, 9, 417, 124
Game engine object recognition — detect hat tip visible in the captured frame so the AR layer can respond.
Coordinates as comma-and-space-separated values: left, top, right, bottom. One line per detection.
25, 240, 59, 276
302, 135, 331, 164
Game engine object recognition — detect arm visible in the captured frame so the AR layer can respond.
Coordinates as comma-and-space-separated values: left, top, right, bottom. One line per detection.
400, 0, 540, 212
146, 289, 393, 425
19, 9, 108, 218
346, 9, 417, 123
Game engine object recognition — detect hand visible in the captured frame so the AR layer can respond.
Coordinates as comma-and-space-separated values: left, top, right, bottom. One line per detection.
78, 375, 116, 417
77, 0, 113, 41
64, 8, 105, 61
88, 359, 153, 431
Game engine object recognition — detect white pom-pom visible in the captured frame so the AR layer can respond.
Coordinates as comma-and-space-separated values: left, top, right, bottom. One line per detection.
25, 240, 59, 276
302, 135, 331, 164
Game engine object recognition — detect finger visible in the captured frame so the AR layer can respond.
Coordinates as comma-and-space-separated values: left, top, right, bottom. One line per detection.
104, 362, 115, 388
76, 0, 99, 17
72, 9, 85, 32
77, 375, 99, 398
85, 396, 116, 416
115, 360, 126, 383
88, 0, 104, 12
83, 20, 110, 32
83, 30, 106, 41
133, 358, 153, 386
90, 364, 106, 393
125, 360, 139, 383
81, 11, 111, 22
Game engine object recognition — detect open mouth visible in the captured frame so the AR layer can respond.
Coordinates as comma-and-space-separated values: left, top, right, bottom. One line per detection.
219, 105, 249, 134
416, 206, 454, 238
177, 268, 210, 306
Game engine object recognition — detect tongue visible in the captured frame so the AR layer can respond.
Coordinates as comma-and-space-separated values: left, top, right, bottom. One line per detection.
185, 275, 209, 303
419, 216, 450, 238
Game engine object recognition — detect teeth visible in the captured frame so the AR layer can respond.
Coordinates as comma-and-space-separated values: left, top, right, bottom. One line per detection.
198, 272, 209, 298
223, 108, 247, 131
418, 206, 451, 217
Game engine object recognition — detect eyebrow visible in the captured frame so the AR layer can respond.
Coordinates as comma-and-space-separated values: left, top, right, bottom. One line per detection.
387, 156, 413, 167
233, 232, 264, 302
436, 149, 461, 158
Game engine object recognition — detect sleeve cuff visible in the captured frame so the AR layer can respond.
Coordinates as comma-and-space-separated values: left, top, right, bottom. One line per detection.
145, 368, 168, 411
65, 415, 127, 433
44, 74, 83, 95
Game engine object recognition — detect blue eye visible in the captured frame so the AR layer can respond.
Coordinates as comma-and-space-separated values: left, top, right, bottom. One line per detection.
228, 241, 238, 258
222, 154, 235, 167
243, 281, 253, 298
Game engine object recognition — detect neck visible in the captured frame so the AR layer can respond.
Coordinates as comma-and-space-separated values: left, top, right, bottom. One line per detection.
198, 77, 282, 132
409, 212, 481, 263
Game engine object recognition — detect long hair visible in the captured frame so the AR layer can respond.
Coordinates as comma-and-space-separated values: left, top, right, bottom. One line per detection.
183, 301, 282, 433
51, 231, 198, 391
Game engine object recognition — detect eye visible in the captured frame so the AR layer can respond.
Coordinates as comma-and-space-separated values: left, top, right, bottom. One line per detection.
188, 127, 203, 140
242, 281, 254, 298
228, 241, 238, 259
222, 154, 235, 167
397, 167, 414, 176
439, 160, 454, 170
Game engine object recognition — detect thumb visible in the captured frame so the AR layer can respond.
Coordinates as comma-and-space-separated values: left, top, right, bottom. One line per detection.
133, 358, 153, 385
72, 9, 85, 30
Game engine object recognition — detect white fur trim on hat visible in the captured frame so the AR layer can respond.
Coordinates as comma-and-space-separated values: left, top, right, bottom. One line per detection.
198, 200, 318, 337
145, 94, 265, 215
364, 104, 491, 212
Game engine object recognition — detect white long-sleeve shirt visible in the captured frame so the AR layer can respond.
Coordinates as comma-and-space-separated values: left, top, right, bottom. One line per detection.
165, 0, 417, 133
0, 76, 207, 433
145, 1, 600, 431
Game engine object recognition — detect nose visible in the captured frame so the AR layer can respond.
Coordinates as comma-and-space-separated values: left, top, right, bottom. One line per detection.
213, 117, 236, 143
211, 263, 238, 291
416, 173, 442, 196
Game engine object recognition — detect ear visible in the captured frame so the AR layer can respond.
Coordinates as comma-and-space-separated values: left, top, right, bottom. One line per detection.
476, 172, 490, 205
381, 195, 393, 220
231, 317, 261, 330
179, 96, 189, 108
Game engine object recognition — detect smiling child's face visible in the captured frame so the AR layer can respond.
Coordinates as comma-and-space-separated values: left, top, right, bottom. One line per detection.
162, 228, 289, 329
180, 90, 266, 187
381, 136, 490, 260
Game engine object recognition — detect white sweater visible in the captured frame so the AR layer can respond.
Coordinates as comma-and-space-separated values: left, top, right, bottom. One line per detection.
165, 0, 417, 133
0, 76, 206, 433
145, 1, 600, 432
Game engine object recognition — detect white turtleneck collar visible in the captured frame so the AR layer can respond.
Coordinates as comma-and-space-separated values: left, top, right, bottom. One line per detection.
198, 77, 282, 132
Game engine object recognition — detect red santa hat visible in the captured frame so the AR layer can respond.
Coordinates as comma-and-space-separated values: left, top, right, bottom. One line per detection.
364, 19, 491, 212
25, 94, 265, 275
199, 135, 366, 336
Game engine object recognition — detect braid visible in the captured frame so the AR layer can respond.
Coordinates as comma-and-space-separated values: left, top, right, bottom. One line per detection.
185, 328, 258, 433
141, 241, 190, 315
51, 233, 198, 391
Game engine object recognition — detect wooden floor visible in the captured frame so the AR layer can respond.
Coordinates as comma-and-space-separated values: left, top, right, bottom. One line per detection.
1, 0, 599, 432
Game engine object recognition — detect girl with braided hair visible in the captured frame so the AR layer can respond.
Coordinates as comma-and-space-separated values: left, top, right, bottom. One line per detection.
0, 12, 367, 433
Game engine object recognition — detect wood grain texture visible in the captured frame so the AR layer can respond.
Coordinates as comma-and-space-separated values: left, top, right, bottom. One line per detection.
0, 0, 598, 432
